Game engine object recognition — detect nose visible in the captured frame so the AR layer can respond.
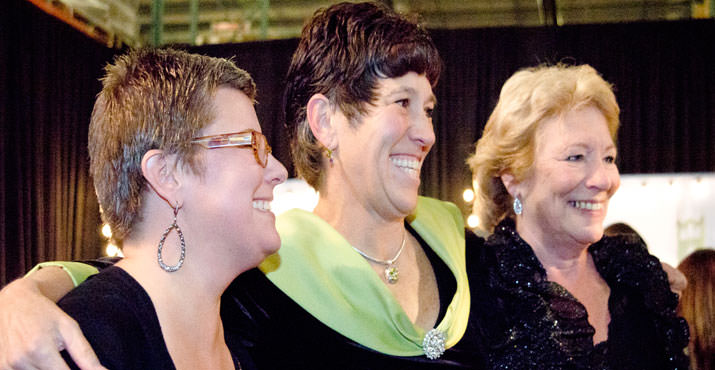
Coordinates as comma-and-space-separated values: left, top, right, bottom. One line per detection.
409, 114, 436, 153
266, 154, 288, 186
586, 159, 620, 193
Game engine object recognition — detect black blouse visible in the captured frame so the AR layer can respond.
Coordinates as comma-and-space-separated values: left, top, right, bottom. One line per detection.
467, 218, 690, 370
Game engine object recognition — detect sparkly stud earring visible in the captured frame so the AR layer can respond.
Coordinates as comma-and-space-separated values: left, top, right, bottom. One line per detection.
513, 196, 523, 215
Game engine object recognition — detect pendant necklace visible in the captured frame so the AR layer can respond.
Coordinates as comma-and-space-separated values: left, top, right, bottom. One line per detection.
351, 229, 406, 284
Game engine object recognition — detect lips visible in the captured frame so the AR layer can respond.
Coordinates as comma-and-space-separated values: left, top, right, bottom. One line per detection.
252, 200, 272, 211
569, 200, 603, 210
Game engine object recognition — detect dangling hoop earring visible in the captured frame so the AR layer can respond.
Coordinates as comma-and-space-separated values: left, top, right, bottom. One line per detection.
513, 196, 523, 215
157, 203, 186, 272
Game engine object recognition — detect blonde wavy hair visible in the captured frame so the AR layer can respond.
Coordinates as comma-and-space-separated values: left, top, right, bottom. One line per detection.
467, 64, 620, 232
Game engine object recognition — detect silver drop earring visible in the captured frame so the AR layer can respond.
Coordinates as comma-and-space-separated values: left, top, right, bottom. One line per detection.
513, 196, 523, 215
157, 203, 186, 272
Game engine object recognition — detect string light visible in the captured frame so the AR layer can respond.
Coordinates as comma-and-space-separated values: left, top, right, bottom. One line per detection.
467, 214, 480, 229
101, 224, 112, 239
463, 188, 475, 203
100, 223, 122, 257
105, 242, 124, 257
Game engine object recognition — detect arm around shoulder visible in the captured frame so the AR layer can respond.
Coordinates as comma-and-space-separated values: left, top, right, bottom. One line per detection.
0, 264, 105, 370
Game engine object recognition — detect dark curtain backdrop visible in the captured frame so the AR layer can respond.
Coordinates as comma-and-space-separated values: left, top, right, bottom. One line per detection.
1, 0, 116, 284
426, 21, 715, 215
2, 0, 714, 284
195, 20, 715, 219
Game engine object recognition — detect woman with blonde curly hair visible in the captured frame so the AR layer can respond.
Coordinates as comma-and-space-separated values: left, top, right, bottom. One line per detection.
467, 63, 689, 369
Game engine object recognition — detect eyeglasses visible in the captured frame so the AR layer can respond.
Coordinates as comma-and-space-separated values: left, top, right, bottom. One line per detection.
190, 129, 272, 168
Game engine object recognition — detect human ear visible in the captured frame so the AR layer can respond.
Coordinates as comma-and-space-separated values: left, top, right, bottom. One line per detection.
500, 172, 520, 198
141, 149, 182, 207
306, 93, 337, 150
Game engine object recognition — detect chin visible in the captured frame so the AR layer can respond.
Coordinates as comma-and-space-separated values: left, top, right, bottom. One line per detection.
264, 233, 282, 254
576, 228, 605, 245
395, 193, 420, 214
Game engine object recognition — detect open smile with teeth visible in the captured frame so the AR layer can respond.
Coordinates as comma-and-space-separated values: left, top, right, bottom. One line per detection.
390, 157, 421, 177
253, 200, 271, 212
569, 201, 603, 210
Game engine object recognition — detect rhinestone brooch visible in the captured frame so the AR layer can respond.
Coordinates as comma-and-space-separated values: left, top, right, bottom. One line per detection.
422, 328, 446, 359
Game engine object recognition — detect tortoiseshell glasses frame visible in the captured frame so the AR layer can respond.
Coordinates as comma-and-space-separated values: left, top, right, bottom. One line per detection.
190, 129, 271, 168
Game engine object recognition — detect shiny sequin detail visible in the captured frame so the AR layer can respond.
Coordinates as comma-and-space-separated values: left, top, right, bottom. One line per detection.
481, 218, 690, 369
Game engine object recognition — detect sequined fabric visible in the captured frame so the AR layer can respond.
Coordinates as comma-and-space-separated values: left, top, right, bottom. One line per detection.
477, 218, 689, 370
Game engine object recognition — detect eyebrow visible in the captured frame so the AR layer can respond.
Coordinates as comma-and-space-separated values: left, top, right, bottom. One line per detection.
562, 142, 618, 154
384, 86, 437, 105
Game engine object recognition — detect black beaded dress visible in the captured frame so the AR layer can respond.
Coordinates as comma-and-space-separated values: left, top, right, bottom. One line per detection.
467, 218, 690, 370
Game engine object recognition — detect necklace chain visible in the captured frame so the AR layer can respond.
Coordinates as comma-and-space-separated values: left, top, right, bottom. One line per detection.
350, 229, 406, 266
351, 229, 406, 284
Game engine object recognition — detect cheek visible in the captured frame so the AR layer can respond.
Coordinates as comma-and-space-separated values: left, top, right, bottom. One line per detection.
609, 169, 621, 196
385, 111, 410, 136
549, 165, 587, 194
208, 166, 262, 205
529, 167, 576, 200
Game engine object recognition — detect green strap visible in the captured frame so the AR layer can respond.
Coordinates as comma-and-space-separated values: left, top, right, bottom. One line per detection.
27, 261, 99, 288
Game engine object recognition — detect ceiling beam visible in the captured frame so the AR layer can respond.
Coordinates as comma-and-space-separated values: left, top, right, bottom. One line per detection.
25, 0, 115, 46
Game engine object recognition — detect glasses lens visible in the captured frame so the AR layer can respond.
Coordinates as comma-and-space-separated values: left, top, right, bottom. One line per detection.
256, 133, 268, 167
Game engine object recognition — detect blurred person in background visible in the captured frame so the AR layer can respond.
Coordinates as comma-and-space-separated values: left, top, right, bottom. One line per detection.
678, 249, 715, 370
604, 222, 688, 296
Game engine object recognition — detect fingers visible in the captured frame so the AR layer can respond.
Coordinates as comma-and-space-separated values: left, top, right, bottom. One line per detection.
57, 320, 106, 370
0, 312, 105, 370
1, 342, 72, 370
0, 278, 86, 370
0, 318, 70, 370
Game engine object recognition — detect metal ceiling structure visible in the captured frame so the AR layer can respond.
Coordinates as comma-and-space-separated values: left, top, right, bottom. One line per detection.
35, 0, 711, 47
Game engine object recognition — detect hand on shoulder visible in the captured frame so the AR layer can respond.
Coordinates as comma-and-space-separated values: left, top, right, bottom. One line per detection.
0, 271, 106, 370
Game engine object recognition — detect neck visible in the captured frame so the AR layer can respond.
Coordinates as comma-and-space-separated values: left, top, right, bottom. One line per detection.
116, 246, 230, 368
313, 196, 407, 260
115, 251, 225, 314
515, 222, 591, 273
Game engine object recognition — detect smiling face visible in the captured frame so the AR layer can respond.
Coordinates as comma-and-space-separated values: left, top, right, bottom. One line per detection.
182, 87, 287, 268
333, 72, 436, 219
512, 105, 620, 249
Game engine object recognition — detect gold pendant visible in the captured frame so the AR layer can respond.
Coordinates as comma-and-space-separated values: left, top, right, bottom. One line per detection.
385, 266, 399, 284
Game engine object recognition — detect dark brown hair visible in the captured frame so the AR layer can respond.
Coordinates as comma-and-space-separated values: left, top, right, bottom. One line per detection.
283, 1, 442, 189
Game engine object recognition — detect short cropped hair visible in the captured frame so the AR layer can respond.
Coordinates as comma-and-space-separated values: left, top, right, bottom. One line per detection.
284, 1, 442, 189
467, 64, 620, 232
89, 48, 256, 239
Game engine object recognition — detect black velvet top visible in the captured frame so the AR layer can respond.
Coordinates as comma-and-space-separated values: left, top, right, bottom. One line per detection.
221, 224, 487, 369
81, 230, 488, 369
58, 266, 252, 370
468, 218, 690, 370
